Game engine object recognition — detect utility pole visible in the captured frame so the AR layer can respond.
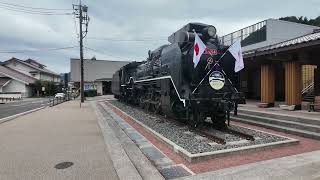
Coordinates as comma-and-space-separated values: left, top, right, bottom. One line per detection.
73, 1, 89, 103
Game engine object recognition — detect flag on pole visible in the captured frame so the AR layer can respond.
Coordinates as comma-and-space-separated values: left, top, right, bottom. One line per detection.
193, 32, 206, 68
228, 39, 244, 72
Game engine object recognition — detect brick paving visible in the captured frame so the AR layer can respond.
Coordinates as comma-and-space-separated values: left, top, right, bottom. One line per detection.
106, 101, 320, 174
0, 101, 119, 180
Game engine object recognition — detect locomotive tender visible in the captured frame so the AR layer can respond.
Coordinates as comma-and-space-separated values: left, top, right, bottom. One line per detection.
112, 23, 244, 128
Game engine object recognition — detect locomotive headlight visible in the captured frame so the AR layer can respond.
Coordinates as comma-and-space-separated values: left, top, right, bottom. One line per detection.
207, 26, 216, 37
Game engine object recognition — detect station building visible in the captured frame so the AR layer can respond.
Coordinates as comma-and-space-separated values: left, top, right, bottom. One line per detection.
220, 19, 320, 110
70, 58, 129, 95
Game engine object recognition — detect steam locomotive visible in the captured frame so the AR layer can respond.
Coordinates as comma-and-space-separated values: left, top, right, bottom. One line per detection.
112, 23, 244, 128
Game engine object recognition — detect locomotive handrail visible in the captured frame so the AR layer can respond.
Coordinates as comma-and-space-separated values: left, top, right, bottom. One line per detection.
132, 75, 186, 107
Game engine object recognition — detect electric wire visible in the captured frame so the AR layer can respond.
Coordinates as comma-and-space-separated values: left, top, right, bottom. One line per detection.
87, 37, 167, 42
0, 46, 79, 54
0, 5, 73, 15
0, 1, 72, 11
84, 46, 132, 61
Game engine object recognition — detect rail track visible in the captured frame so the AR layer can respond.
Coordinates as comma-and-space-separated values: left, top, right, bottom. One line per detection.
121, 102, 255, 146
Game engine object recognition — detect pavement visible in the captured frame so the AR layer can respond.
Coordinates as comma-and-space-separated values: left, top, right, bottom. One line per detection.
0, 96, 319, 180
0, 100, 119, 180
0, 98, 50, 119
177, 150, 320, 180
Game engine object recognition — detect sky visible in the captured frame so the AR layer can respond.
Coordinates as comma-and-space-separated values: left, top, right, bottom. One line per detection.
0, 0, 319, 74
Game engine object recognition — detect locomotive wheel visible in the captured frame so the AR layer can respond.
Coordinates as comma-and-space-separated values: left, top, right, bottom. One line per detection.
154, 96, 161, 114
171, 100, 186, 122
155, 102, 161, 114
144, 102, 150, 112
189, 110, 204, 128
212, 111, 227, 130
139, 98, 145, 109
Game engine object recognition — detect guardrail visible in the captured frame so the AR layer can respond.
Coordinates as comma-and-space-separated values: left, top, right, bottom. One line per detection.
49, 94, 72, 107
0, 97, 22, 103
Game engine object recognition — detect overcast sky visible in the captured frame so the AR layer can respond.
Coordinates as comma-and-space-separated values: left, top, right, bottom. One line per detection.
0, 0, 319, 73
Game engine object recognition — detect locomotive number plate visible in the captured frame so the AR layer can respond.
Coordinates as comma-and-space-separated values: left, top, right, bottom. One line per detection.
204, 48, 217, 56
209, 71, 225, 90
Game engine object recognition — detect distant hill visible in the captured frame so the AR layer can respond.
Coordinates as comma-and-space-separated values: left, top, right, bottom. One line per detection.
279, 16, 320, 27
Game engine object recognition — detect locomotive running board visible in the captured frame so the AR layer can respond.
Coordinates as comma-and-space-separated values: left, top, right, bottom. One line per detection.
125, 76, 186, 107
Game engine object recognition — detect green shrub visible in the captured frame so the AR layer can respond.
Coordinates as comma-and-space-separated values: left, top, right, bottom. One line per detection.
84, 90, 97, 97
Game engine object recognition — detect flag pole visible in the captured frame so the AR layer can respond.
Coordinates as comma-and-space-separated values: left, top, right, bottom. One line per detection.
191, 47, 229, 94
191, 39, 241, 94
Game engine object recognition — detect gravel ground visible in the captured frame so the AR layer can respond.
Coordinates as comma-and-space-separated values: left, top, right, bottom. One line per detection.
108, 100, 288, 154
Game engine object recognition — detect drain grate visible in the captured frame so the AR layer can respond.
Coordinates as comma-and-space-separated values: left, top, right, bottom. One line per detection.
54, 162, 74, 169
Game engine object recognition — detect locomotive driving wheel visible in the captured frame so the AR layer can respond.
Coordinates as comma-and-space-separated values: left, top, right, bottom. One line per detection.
188, 109, 204, 128
154, 96, 162, 114
211, 111, 227, 130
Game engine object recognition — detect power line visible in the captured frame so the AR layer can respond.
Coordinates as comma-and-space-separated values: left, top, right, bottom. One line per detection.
0, 46, 78, 54
0, 3, 68, 13
87, 37, 167, 42
0, 1, 72, 11
0, 5, 73, 15
84, 46, 132, 61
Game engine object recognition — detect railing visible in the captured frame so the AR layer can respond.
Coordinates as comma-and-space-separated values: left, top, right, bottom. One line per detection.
301, 82, 314, 95
49, 93, 72, 107
220, 20, 267, 47
0, 97, 22, 103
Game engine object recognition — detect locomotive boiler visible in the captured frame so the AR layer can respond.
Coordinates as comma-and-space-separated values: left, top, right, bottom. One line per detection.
112, 23, 244, 128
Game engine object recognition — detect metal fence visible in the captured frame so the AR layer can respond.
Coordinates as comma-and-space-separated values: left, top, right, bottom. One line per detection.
0, 97, 22, 103
49, 94, 72, 107
220, 20, 267, 46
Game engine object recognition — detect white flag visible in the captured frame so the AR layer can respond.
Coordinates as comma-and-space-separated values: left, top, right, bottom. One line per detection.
193, 32, 206, 68
228, 39, 244, 72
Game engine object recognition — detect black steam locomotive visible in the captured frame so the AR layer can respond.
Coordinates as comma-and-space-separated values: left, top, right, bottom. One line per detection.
112, 23, 244, 128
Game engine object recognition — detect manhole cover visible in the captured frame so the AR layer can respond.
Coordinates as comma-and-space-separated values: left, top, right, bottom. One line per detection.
54, 162, 74, 169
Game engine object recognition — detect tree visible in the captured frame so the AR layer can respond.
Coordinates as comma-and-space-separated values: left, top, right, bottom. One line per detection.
32, 80, 60, 97
279, 16, 320, 27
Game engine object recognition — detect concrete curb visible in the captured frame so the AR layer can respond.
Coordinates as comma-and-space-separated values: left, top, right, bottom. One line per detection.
0, 106, 47, 124
91, 102, 143, 180
106, 101, 299, 163
99, 102, 165, 180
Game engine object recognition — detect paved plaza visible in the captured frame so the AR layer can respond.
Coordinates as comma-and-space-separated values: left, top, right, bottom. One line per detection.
0, 100, 118, 180
0, 97, 319, 180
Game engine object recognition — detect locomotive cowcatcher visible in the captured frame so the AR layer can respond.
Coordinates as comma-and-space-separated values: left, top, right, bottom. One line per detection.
112, 23, 244, 128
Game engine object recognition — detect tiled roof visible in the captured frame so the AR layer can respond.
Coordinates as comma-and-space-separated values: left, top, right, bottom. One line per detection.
259, 31, 320, 52
0, 65, 37, 84
243, 31, 320, 57
4, 58, 59, 76
0, 77, 11, 87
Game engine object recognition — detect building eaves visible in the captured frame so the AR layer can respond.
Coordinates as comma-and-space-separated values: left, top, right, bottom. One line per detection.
0, 65, 37, 85
3, 58, 59, 76
0, 77, 11, 88
243, 31, 320, 58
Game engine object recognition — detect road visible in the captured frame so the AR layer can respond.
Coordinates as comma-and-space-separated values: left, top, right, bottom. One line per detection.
0, 98, 50, 119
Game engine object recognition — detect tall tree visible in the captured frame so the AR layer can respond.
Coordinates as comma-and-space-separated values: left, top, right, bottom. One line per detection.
279, 16, 320, 27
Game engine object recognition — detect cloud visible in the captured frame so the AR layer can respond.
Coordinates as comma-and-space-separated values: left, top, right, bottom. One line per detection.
0, 0, 319, 73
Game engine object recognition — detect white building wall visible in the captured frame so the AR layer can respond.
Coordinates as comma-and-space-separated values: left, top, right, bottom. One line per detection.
2, 80, 31, 97
95, 81, 103, 95
242, 19, 319, 52
40, 73, 54, 81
